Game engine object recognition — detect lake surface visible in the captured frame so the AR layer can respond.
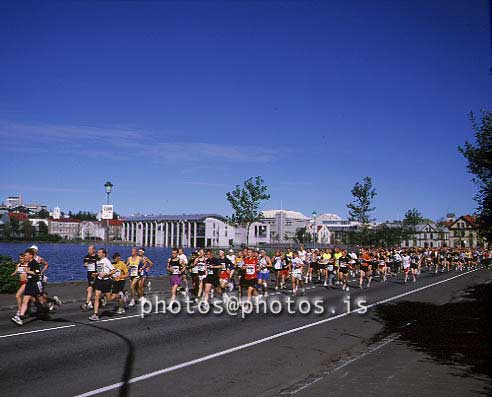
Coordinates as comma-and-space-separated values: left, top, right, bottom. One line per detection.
0, 242, 192, 282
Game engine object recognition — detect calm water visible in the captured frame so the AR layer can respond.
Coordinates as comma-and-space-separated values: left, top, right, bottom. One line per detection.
0, 242, 192, 282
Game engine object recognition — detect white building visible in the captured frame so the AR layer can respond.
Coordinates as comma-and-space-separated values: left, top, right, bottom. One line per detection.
52, 207, 61, 220
80, 221, 106, 240
261, 210, 310, 243
402, 223, 449, 249
30, 218, 49, 231
4, 196, 22, 208
234, 221, 270, 246
49, 218, 81, 239
314, 213, 360, 244
122, 214, 270, 248
305, 223, 332, 245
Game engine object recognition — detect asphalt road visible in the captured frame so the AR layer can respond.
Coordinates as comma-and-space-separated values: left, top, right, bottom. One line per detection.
1, 268, 491, 397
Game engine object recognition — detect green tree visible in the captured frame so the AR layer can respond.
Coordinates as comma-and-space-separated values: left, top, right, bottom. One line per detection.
402, 208, 424, 230
226, 176, 270, 246
346, 176, 377, 226
10, 218, 20, 238
38, 221, 49, 237
0, 256, 18, 293
459, 109, 492, 243
294, 227, 312, 244
37, 209, 50, 219
21, 220, 34, 240
2, 222, 12, 240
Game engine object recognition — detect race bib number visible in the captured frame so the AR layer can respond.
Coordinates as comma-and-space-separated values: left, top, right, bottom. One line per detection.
172, 266, 180, 275
87, 263, 96, 272
327, 265, 334, 272
114, 270, 121, 278
192, 266, 198, 274
130, 267, 138, 277
245, 266, 256, 275
274, 262, 282, 270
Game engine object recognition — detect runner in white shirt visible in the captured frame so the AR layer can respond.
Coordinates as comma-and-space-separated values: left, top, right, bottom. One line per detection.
290, 252, 305, 296
178, 248, 189, 296
402, 252, 411, 283
89, 249, 116, 321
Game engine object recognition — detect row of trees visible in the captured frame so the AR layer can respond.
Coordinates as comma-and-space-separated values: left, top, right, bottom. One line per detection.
224, 175, 430, 247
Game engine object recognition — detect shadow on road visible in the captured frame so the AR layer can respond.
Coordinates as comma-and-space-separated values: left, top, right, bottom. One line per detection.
48, 316, 135, 397
373, 283, 492, 394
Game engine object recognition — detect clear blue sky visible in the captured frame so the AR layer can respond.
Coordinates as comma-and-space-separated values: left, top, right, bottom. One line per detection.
0, 0, 490, 221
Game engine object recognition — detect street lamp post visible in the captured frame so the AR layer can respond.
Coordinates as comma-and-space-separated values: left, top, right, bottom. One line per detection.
104, 181, 113, 248
312, 211, 317, 249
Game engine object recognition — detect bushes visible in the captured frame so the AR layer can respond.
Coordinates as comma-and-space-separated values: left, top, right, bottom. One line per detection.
0, 255, 18, 293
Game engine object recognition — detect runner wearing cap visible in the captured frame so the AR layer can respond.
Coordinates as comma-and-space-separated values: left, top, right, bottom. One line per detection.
11, 249, 49, 326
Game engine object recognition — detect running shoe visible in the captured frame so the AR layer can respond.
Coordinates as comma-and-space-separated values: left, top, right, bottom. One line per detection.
88, 314, 100, 321
11, 315, 23, 326
116, 307, 126, 314
129, 299, 136, 307
53, 296, 62, 306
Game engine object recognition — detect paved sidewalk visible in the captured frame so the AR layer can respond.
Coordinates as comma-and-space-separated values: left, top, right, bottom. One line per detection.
0, 275, 171, 311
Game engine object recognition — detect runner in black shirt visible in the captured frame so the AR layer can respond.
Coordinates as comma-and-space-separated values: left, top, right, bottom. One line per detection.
12, 249, 48, 326
203, 250, 222, 302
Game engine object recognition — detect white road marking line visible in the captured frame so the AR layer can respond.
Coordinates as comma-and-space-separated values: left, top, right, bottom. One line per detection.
325, 334, 399, 374
286, 333, 404, 394
99, 314, 142, 323
0, 324, 76, 339
74, 268, 480, 397
286, 377, 323, 395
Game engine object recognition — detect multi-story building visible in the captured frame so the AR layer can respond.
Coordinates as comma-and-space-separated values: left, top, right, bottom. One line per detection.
79, 220, 123, 241
447, 215, 480, 248
315, 213, 360, 244
24, 204, 48, 215
4, 196, 22, 208
261, 210, 310, 243
108, 219, 123, 241
80, 221, 106, 240
52, 207, 62, 220
401, 223, 449, 248
122, 214, 270, 248
49, 218, 81, 240
305, 223, 332, 245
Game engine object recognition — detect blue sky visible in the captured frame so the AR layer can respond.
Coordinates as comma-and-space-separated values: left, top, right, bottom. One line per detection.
0, 0, 490, 221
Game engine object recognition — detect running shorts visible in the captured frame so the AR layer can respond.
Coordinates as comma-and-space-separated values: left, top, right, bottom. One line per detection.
94, 278, 113, 293
204, 275, 220, 288
112, 280, 125, 293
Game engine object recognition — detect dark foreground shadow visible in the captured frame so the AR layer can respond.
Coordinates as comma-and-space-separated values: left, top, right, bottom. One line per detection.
373, 283, 492, 394
49, 316, 134, 397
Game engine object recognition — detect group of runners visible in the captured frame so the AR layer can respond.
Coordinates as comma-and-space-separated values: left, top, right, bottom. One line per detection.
10, 243, 490, 324
10, 245, 62, 325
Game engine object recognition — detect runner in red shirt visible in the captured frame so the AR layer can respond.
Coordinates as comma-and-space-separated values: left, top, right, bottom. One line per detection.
242, 248, 259, 303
